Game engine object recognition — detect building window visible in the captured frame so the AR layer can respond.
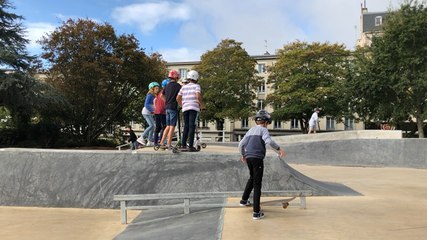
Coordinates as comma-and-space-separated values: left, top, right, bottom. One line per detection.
345, 118, 354, 130
274, 120, 282, 129
257, 100, 264, 109
199, 120, 208, 128
375, 16, 383, 26
257, 64, 265, 73
326, 117, 335, 130
241, 118, 249, 128
179, 68, 188, 80
257, 81, 266, 93
290, 118, 299, 129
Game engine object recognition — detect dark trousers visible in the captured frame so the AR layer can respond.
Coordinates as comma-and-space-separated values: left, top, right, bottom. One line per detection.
241, 157, 264, 213
154, 114, 166, 145
182, 110, 199, 148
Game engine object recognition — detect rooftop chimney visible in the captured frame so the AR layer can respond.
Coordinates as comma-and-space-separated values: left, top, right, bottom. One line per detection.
361, 0, 368, 13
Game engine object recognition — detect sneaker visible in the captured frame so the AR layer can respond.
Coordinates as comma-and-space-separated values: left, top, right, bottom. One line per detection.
136, 137, 145, 145
146, 141, 154, 147
252, 211, 265, 220
188, 147, 198, 152
239, 199, 252, 206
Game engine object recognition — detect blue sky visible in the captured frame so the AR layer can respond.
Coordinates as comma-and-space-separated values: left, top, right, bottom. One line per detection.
13, 0, 403, 62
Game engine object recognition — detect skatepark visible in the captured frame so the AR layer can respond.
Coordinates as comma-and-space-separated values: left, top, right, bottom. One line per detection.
1, 130, 427, 239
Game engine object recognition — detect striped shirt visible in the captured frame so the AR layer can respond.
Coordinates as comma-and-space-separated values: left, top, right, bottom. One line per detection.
178, 83, 201, 112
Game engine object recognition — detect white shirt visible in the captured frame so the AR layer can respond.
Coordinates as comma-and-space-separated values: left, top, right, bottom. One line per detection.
309, 112, 318, 126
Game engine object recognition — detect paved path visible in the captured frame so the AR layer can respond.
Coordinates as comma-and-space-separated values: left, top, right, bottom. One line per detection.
222, 165, 427, 240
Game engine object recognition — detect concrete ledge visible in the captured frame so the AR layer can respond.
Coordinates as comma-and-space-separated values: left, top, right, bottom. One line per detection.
282, 139, 427, 168
274, 130, 402, 144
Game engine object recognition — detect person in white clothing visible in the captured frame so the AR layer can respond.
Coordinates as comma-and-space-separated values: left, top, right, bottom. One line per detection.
176, 70, 205, 151
308, 107, 321, 134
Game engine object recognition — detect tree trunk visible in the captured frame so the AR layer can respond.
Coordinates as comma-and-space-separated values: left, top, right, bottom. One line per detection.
300, 118, 307, 134
415, 113, 424, 138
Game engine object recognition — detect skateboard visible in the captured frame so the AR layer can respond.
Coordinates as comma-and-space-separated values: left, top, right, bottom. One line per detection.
260, 197, 296, 209
153, 145, 176, 151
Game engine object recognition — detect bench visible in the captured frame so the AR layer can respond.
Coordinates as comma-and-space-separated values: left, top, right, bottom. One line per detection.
113, 190, 313, 224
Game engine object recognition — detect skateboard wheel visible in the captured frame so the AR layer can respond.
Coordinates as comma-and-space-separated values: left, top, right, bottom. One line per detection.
154, 146, 159, 151
201, 143, 207, 148
172, 148, 179, 153
282, 202, 289, 209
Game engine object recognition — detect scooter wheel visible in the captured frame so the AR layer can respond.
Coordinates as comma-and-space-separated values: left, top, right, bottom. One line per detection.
153, 145, 160, 151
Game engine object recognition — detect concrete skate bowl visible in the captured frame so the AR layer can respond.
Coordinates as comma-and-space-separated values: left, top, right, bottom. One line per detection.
0, 148, 360, 209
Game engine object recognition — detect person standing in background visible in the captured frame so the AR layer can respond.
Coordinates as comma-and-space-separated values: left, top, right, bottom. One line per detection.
308, 107, 321, 134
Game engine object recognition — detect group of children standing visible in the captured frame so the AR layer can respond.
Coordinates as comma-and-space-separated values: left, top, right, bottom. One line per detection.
128, 69, 204, 152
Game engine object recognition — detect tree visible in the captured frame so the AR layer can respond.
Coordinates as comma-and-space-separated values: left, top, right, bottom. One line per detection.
267, 41, 350, 133
40, 19, 165, 144
195, 39, 261, 129
0, 0, 36, 129
343, 47, 401, 127
353, 2, 427, 138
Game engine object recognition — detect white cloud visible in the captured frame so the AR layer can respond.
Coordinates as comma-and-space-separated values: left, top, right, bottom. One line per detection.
159, 47, 203, 62
112, 2, 190, 34
24, 22, 56, 53
110, 0, 405, 62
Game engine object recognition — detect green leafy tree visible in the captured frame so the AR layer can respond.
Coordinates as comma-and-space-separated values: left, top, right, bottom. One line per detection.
344, 47, 401, 127
40, 19, 165, 144
195, 39, 261, 129
0, 0, 36, 129
350, 2, 427, 137
267, 41, 350, 133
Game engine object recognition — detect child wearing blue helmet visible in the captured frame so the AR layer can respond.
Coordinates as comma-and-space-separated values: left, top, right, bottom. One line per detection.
138, 82, 160, 146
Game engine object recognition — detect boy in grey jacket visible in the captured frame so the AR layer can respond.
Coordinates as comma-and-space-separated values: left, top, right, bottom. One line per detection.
238, 110, 286, 220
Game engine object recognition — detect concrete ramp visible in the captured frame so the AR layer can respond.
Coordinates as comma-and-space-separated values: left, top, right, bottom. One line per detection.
273, 156, 360, 196
0, 148, 359, 208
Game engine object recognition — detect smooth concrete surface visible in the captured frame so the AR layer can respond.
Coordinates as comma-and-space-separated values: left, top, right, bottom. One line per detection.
0, 206, 140, 240
114, 198, 226, 240
0, 146, 357, 209
274, 130, 402, 144
222, 164, 427, 240
1, 164, 426, 240
0, 139, 427, 239
281, 139, 427, 168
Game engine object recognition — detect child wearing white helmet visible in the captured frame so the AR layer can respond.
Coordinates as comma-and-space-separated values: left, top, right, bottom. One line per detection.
138, 82, 160, 146
176, 70, 205, 151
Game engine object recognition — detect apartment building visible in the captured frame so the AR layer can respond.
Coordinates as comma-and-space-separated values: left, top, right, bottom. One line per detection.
166, 52, 364, 142
357, 2, 387, 47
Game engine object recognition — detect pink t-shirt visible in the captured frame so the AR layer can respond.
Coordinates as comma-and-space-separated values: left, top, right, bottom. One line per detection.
154, 93, 166, 115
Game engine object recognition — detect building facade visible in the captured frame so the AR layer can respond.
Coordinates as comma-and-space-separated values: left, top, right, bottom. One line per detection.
166, 53, 365, 142
357, 2, 387, 47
